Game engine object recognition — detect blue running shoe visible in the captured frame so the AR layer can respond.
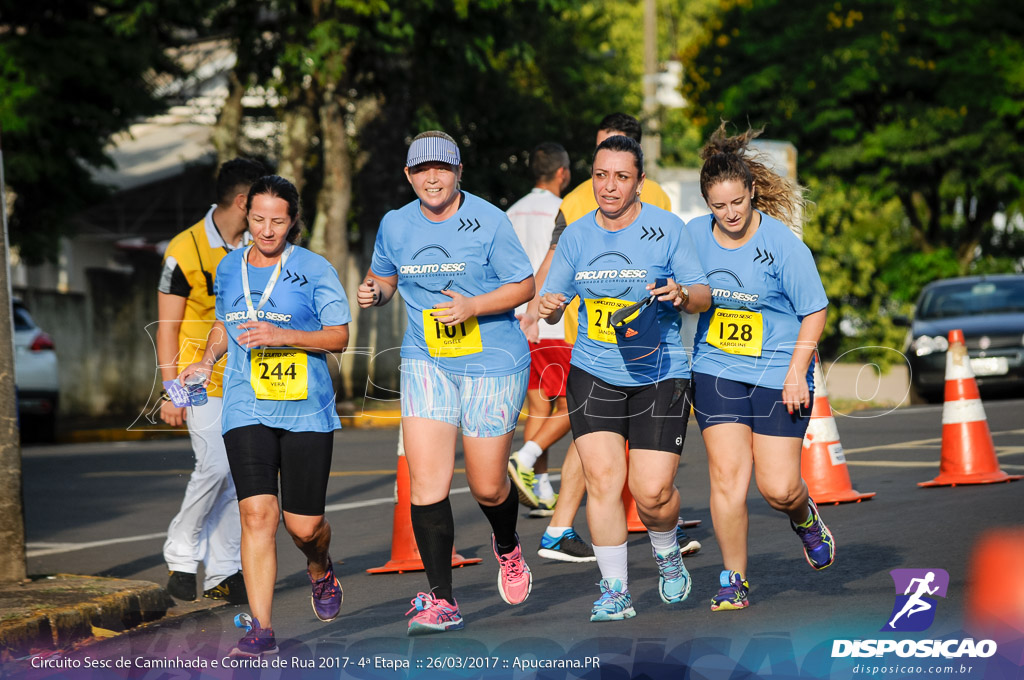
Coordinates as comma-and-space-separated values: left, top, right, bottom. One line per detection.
229, 616, 279, 657
309, 558, 343, 622
676, 525, 701, 556
538, 528, 596, 563
791, 498, 836, 570
710, 570, 749, 612
653, 546, 691, 604
590, 578, 636, 622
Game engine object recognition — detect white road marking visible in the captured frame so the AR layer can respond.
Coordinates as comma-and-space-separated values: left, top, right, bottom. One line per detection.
27, 475, 563, 558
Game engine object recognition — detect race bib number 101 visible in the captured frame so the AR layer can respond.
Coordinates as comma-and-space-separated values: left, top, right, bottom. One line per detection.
707, 308, 764, 357
251, 349, 308, 400
422, 310, 483, 357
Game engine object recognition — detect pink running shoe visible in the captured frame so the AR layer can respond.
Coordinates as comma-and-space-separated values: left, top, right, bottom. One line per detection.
492, 534, 532, 605
405, 591, 464, 636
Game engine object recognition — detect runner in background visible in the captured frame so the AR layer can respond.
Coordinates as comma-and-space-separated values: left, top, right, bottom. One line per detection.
180, 175, 351, 656
539, 135, 710, 621
357, 132, 535, 635
687, 123, 832, 613
519, 113, 701, 560
157, 158, 264, 605
506, 142, 579, 523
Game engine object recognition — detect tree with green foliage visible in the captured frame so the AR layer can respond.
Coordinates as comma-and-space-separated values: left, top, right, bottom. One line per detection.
0, 1, 191, 263
682, 0, 1024, 273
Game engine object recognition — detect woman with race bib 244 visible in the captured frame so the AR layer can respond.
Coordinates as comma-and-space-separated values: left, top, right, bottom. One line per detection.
180, 175, 351, 656
539, 135, 710, 622
357, 131, 535, 635
687, 123, 833, 613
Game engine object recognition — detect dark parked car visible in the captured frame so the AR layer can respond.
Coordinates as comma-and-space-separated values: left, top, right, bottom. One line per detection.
898, 274, 1024, 403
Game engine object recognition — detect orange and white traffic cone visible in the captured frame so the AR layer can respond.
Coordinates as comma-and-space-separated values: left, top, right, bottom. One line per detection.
919, 329, 1022, 487
368, 426, 482, 573
801, 359, 875, 504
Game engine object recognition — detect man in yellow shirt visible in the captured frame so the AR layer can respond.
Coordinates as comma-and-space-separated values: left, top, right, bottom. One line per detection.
157, 158, 264, 603
513, 113, 700, 561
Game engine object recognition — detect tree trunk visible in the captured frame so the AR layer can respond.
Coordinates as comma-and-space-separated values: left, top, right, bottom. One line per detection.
310, 84, 353, 399
211, 70, 246, 166
277, 90, 317, 196
309, 86, 352, 279
0, 137, 26, 584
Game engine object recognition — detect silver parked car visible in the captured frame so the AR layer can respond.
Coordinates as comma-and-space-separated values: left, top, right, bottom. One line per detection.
12, 298, 59, 440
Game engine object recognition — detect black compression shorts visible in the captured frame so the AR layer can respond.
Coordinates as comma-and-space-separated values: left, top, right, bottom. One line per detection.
224, 424, 334, 516
566, 366, 691, 455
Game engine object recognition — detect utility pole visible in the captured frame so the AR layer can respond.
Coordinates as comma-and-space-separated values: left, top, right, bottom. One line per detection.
0, 126, 27, 584
643, 0, 661, 175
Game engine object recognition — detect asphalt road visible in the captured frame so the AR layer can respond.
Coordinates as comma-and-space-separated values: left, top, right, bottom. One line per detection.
10, 398, 1024, 680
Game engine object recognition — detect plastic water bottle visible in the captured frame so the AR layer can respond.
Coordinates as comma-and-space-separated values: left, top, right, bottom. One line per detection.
184, 373, 208, 407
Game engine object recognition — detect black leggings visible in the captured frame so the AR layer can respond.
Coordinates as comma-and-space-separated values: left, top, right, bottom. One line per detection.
224, 424, 334, 516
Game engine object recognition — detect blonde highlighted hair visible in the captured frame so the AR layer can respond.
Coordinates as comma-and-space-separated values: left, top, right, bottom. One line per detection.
699, 122, 805, 236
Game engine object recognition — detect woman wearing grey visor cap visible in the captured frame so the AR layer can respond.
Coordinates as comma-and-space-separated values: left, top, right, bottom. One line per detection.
357, 131, 536, 635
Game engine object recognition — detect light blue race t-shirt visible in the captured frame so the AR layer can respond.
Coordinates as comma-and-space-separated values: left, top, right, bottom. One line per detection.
687, 211, 828, 389
215, 245, 352, 434
541, 204, 708, 386
371, 191, 533, 377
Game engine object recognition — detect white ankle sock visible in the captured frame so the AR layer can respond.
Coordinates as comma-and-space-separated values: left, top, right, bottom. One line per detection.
515, 440, 543, 468
546, 525, 571, 539
536, 474, 554, 499
648, 528, 678, 555
593, 542, 629, 590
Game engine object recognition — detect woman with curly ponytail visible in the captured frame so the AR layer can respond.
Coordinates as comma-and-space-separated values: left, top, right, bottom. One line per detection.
687, 122, 832, 613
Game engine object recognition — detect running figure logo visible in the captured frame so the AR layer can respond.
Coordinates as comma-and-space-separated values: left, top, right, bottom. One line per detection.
882, 568, 949, 632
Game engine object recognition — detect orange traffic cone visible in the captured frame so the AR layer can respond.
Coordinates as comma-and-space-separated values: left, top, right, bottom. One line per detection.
966, 529, 1024, 636
623, 481, 647, 532
801, 359, 875, 504
368, 428, 481, 573
919, 329, 1022, 487
622, 447, 702, 532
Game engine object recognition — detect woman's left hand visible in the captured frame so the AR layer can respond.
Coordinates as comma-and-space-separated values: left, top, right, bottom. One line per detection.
648, 278, 688, 308
432, 289, 478, 326
238, 321, 287, 349
781, 373, 811, 415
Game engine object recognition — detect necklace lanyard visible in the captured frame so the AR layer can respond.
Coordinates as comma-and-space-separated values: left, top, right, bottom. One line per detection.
241, 244, 293, 322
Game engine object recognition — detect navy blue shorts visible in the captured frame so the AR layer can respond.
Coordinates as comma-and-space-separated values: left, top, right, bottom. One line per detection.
692, 373, 812, 438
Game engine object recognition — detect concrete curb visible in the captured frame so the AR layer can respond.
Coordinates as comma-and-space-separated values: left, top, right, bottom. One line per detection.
56, 406, 542, 444
0, 575, 169, 660
58, 409, 407, 444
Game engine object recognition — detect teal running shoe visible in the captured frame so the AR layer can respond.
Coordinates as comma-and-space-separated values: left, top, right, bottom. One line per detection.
590, 578, 636, 622
653, 546, 691, 604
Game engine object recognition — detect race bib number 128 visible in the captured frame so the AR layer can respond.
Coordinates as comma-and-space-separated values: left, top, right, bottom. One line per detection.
707, 308, 764, 357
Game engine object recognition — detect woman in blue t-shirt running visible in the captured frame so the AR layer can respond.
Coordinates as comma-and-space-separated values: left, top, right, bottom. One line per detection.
180, 175, 351, 657
538, 135, 711, 622
687, 124, 833, 613
356, 131, 536, 635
